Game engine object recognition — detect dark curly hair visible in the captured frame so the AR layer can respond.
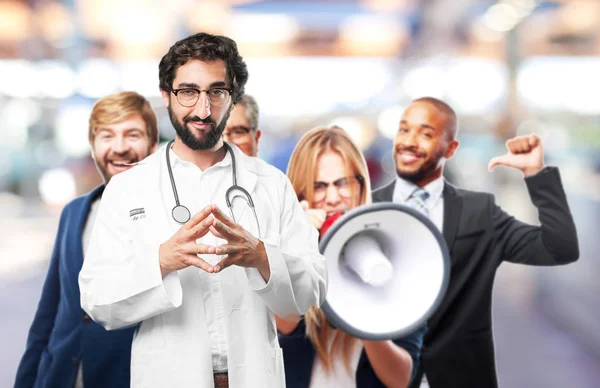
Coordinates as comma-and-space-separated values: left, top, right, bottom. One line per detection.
159, 33, 249, 104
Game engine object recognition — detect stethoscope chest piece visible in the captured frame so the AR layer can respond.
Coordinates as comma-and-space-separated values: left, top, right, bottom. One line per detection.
172, 205, 191, 224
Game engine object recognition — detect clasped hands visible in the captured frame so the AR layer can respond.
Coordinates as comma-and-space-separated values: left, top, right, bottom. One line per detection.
159, 204, 269, 279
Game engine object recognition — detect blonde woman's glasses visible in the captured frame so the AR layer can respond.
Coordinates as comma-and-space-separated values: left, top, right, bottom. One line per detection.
313, 176, 364, 202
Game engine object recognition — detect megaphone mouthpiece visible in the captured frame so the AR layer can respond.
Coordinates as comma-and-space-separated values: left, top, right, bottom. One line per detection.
343, 234, 393, 287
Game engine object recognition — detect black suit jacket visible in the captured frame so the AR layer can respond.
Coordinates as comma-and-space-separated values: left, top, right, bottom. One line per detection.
372, 167, 579, 388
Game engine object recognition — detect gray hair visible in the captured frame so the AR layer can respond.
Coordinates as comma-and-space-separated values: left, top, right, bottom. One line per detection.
237, 94, 259, 130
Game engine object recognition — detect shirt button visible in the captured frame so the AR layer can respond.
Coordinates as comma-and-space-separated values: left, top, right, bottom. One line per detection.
71, 357, 78, 365
82, 314, 92, 323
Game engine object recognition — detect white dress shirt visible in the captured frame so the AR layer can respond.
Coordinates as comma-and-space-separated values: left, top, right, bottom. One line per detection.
392, 176, 445, 232
393, 175, 444, 387
309, 338, 363, 388
168, 147, 237, 372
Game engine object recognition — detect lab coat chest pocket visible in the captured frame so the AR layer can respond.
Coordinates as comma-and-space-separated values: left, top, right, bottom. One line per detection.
130, 203, 163, 259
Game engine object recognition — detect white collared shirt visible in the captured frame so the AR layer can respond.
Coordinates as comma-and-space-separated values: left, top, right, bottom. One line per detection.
392, 176, 445, 232
167, 146, 233, 373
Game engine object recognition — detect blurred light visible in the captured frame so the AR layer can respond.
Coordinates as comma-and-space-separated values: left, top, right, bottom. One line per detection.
186, 1, 230, 33
561, 59, 600, 115
361, 0, 413, 12
403, 64, 446, 99
39, 168, 77, 206
338, 15, 409, 56
328, 116, 375, 151
228, 13, 299, 43
517, 59, 560, 110
54, 102, 93, 157
561, 1, 599, 30
377, 105, 405, 140
245, 57, 392, 119
0, 60, 38, 98
484, 4, 520, 32
0, 2, 32, 40
110, 6, 170, 45
38, 61, 76, 99
516, 120, 570, 152
35, 140, 67, 168
447, 58, 507, 115
340, 15, 406, 44
119, 60, 161, 97
518, 57, 600, 114
0, 99, 42, 151
37, 2, 74, 42
77, 59, 120, 98
79, 0, 172, 46
472, 18, 504, 42
504, 0, 537, 18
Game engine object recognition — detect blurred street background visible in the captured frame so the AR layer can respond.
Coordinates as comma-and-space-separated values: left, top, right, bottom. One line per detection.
1, 0, 599, 386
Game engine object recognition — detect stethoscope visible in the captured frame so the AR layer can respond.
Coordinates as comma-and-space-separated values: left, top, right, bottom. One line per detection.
165, 139, 261, 238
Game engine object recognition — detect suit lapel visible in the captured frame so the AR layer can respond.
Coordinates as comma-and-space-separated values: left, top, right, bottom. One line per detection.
442, 182, 462, 252
72, 185, 105, 270
372, 180, 395, 202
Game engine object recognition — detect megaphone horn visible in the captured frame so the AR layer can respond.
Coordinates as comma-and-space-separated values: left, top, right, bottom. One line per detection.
318, 202, 450, 340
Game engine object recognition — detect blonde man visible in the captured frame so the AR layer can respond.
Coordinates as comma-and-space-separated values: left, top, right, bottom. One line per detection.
15, 91, 158, 388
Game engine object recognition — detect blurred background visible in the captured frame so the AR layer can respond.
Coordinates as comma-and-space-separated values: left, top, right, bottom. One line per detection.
1, 0, 599, 386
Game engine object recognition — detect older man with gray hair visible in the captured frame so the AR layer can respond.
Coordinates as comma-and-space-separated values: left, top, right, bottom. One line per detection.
223, 94, 262, 157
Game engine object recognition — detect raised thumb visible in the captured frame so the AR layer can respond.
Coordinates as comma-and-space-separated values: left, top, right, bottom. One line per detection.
488, 154, 511, 172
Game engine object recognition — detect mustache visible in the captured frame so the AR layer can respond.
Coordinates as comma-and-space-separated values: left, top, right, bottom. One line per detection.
184, 116, 214, 125
105, 151, 139, 165
395, 145, 426, 157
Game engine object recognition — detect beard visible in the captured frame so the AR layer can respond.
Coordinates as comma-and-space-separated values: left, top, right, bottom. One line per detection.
168, 104, 231, 151
394, 146, 445, 183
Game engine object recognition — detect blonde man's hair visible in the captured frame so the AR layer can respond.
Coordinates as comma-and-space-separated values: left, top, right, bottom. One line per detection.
286, 125, 372, 374
88, 91, 158, 144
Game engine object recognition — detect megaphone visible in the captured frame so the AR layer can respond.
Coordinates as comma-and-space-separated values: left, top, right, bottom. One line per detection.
318, 202, 450, 340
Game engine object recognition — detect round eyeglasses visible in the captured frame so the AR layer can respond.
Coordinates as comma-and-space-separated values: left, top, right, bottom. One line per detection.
171, 87, 232, 107
313, 176, 364, 203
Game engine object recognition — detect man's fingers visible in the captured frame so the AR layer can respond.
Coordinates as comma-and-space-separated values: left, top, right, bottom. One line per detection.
210, 225, 225, 240
506, 138, 524, 154
214, 256, 235, 273
211, 218, 236, 239
184, 255, 216, 273
488, 154, 510, 171
189, 243, 216, 255
527, 133, 540, 149
215, 244, 242, 256
188, 216, 214, 239
182, 206, 213, 231
210, 205, 236, 227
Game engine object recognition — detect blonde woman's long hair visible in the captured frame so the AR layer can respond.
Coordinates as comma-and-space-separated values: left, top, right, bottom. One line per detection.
287, 125, 372, 374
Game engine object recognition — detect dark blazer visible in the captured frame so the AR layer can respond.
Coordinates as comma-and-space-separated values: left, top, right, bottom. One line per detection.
15, 186, 136, 388
372, 167, 579, 388
280, 319, 427, 388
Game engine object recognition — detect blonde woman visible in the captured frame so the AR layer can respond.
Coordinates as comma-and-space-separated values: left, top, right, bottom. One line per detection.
278, 126, 426, 388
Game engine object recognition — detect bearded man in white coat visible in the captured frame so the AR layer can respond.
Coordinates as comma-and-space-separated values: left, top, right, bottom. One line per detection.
79, 32, 328, 388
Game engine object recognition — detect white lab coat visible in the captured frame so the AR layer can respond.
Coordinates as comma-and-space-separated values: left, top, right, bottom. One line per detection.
79, 143, 327, 388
